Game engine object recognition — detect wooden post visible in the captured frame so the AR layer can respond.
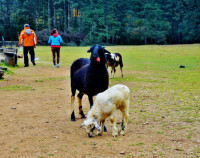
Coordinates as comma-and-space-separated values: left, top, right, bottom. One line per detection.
0, 69, 4, 78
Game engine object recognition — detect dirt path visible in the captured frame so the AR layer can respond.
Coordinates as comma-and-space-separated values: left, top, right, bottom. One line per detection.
0, 65, 199, 158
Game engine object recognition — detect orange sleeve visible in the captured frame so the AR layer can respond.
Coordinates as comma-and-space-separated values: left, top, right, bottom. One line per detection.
18, 31, 24, 46
33, 30, 37, 45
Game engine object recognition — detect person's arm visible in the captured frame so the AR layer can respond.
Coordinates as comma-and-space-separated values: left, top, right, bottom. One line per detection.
18, 31, 24, 46
48, 36, 52, 45
33, 31, 37, 46
59, 36, 63, 44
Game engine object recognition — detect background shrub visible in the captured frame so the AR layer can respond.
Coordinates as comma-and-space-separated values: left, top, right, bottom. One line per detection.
35, 29, 86, 46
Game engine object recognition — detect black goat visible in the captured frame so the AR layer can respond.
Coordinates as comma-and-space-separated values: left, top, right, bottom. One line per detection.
105, 53, 123, 78
70, 44, 110, 121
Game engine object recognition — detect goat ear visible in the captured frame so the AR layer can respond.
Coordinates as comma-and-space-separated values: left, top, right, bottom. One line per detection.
95, 125, 101, 132
87, 47, 92, 53
104, 48, 111, 54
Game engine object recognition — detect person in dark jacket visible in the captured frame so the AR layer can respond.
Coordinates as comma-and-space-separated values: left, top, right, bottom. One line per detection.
48, 29, 63, 68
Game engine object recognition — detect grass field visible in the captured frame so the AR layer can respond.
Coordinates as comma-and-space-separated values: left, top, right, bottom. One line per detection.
0, 44, 200, 157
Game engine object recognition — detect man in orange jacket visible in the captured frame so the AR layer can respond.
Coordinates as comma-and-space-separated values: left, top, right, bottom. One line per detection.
19, 24, 37, 67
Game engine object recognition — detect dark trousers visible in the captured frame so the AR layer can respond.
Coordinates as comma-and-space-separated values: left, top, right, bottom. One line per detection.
23, 46, 35, 66
51, 47, 60, 65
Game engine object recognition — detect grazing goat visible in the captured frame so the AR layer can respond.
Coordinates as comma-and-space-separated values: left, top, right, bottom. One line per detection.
81, 84, 130, 137
70, 44, 110, 121
105, 53, 123, 78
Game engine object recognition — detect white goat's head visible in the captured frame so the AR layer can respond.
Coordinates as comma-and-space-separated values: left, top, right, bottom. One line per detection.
81, 118, 101, 138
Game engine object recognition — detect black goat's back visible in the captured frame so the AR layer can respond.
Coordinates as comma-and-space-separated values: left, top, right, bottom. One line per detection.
70, 58, 90, 79
70, 58, 109, 96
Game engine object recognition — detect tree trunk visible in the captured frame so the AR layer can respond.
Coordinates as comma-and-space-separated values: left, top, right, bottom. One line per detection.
35, 0, 39, 31
104, 1, 109, 44
144, 8, 147, 45
6, 0, 11, 40
48, 0, 51, 31
178, 6, 182, 44
77, 8, 82, 32
144, 27, 147, 45
67, 1, 70, 33
64, 0, 66, 33
105, 16, 108, 44
116, 36, 118, 44
53, 2, 56, 28
112, 35, 115, 44
42, 0, 45, 29
178, 23, 181, 44
139, 26, 142, 44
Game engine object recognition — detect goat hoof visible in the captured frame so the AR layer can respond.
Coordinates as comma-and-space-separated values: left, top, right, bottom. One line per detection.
71, 111, 76, 121
79, 113, 86, 118
71, 118, 76, 121
80, 115, 86, 119
120, 131, 125, 136
97, 132, 102, 136
104, 126, 107, 132
71, 115, 76, 121
112, 134, 118, 137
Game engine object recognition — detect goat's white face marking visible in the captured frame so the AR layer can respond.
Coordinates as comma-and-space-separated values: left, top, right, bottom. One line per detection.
82, 119, 99, 137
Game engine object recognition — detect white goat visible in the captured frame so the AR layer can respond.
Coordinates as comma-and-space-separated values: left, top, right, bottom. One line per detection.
81, 84, 130, 137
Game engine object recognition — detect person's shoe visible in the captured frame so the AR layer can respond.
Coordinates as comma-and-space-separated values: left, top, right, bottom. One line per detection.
56, 63, 60, 67
53, 65, 56, 68
33, 62, 36, 66
24, 65, 29, 67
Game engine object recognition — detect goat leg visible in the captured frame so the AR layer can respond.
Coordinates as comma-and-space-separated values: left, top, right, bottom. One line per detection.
78, 93, 85, 118
88, 96, 93, 109
120, 67, 123, 78
97, 120, 105, 136
99, 121, 107, 132
110, 113, 118, 137
71, 96, 76, 121
120, 103, 129, 135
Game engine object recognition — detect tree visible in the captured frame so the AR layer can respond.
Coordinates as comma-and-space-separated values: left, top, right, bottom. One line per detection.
0, 0, 200, 44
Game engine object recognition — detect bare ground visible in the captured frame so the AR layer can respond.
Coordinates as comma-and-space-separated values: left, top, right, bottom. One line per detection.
0, 65, 199, 158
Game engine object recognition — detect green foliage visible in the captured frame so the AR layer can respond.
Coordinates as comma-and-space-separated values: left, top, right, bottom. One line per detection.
0, 61, 14, 75
0, 0, 200, 44
62, 42, 77, 46
129, 142, 145, 146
